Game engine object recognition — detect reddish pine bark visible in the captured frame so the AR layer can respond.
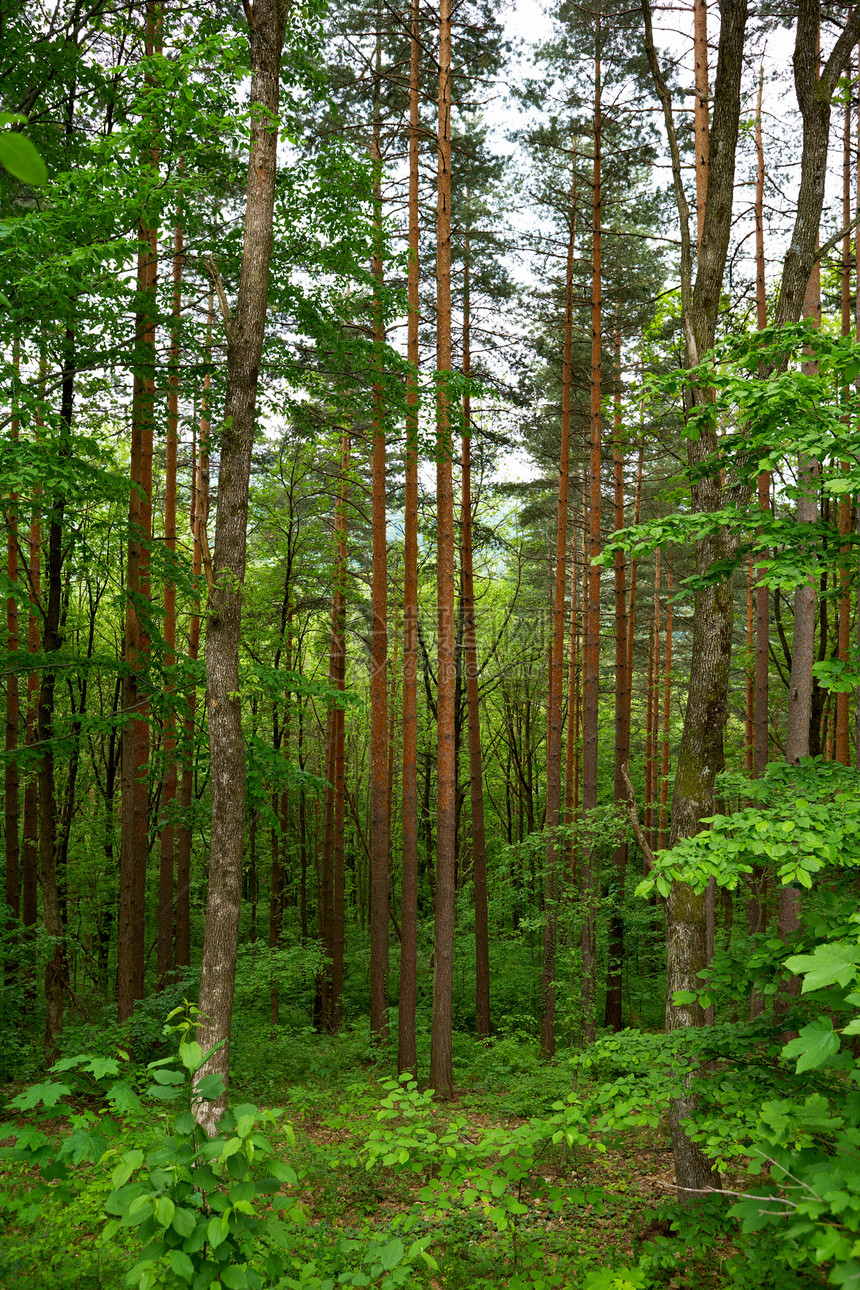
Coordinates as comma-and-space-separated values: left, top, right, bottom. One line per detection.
430, 0, 456, 1098
158, 218, 183, 987
659, 571, 673, 849
22, 376, 41, 946
398, 0, 420, 1076
369, 120, 390, 1040
330, 431, 350, 1033
580, 42, 602, 1045
540, 153, 577, 1056
460, 205, 490, 1039
6, 339, 20, 949
604, 317, 629, 1031
745, 556, 754, 775
837, 80, 852, 766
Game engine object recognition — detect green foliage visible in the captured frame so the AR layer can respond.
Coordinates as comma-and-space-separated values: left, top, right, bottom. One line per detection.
0, 114, 47, 186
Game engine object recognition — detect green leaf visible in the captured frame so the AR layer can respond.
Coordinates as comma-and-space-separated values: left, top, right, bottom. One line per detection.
208, 1213, 230, 1248
107, 1082, 142, 1114
152, 1068, 185, 1086
195, 1073, 225, 1100
0, 131, 48, 185
154, 1196, 175, 1227
172, 1206, 197, 1238
179, 1041, 204, 1073
268, 1161, 297, 1184
782, 1016, 841, 1073
174, 1111, 196, 1135
168, 1249, 194, 1283
112, 1150, 144, 1188
784, 942, 860, 992
379, 1238, 404, 1271
220, 1268, 249, 1290
10, 1081, 71, 1110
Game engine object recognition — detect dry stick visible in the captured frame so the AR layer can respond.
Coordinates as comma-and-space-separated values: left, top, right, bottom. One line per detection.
621, 761, 658, 875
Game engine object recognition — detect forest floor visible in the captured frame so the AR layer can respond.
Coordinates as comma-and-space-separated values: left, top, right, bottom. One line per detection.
0, 1032, 759, 1290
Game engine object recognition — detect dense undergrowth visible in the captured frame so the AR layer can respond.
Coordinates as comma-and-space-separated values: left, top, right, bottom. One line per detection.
0, 998, 843, 1290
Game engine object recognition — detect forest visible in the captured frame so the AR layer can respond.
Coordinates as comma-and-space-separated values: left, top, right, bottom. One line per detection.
3, 0, 860, 1286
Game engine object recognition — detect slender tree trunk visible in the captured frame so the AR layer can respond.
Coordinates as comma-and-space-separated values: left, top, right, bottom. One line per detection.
369, 103, 390, 1040
6, 339, 20, 960
430, 0, 456, 1097
659, 571, 673, 849
837, 79, 852, 767
118, 0, 158, 1021
580, 41, 602, 1045
398, 0, 420, 1076
780, 260, 821, 989
40, 328, 75, 1065
175, 294, 212, 971
330, 432, 350, 1032
540, 151, 577, 1056
195, 0, 292, 1126
22, 381, 41, 949
693, 0, 709, 251
158, 217, 183, 987
748, 65, 769, 1014
461, 204, 490, 1040
604, 314, 628, 1031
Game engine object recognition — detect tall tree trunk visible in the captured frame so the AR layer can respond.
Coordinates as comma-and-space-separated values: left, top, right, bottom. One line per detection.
693, 0, 709, 251
605, 314, 628, 1031
837, 78, 852, 767
22, 373, 41, 950
369, 97, 389, 1040
398, 0, 420, 1076
40, 327, 75, 1065
6, 339, 20, 960
659, 571, 673, 848
781, 257, 821, 980
580, 38, 602, 1045
118, 0, 158, 1021
748, 64, 769, 1014
460, 200, 491, 1039
158, 217, 183, 987
430, 0, 456, 1098
330, 431, 350, 1033
175, 293, 212, 971
540, 150, 577, 1056
195, 0, 292, 1126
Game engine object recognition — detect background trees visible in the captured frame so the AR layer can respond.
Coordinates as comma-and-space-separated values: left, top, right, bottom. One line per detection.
4, 0, 860, 1266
